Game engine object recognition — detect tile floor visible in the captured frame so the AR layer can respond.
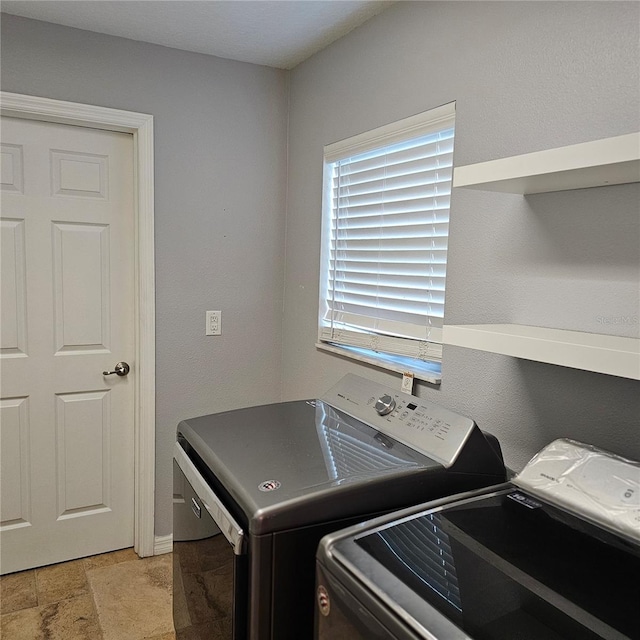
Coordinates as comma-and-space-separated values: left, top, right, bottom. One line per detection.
0, 548, 175, 640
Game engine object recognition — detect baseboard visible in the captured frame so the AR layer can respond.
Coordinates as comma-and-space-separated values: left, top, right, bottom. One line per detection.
154, 534, 173, 555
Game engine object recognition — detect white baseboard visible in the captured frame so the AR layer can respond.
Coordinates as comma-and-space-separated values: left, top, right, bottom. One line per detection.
154, 534, 173, 555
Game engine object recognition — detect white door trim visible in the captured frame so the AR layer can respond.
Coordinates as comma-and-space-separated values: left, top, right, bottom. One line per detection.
0, 91, 156, 557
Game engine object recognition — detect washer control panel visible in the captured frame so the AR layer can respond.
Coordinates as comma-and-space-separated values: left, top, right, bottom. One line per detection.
321, 373, 476, 468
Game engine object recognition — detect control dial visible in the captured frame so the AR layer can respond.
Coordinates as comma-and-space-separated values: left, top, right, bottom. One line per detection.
374, 394, 396, 416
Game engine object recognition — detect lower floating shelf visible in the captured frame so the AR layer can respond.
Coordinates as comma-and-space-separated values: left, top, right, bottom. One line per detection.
442, 324, 640, 380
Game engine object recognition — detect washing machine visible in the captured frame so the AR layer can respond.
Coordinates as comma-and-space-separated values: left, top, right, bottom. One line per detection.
315, 439, 640, 639
173, 373, 506, 639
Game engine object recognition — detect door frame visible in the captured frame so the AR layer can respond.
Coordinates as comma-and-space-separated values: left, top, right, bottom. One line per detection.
0, 91, 156, 557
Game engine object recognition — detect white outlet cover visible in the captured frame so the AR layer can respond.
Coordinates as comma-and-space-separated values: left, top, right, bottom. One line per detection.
206, 310, 222, 336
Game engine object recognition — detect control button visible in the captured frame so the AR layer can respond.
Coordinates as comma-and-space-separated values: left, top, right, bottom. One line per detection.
374, 394, 396, 416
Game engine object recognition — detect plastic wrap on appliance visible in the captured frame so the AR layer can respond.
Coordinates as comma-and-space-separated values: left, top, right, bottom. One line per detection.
513, 438, 640, 543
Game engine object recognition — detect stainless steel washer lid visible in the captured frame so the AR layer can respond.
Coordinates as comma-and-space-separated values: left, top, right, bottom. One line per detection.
325, 486, 640, 640
177, 399, 441, 535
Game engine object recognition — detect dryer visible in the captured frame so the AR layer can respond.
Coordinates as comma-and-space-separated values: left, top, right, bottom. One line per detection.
173, 373, 506, 639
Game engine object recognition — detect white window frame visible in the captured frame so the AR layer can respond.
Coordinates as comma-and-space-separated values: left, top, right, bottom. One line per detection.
317, 103, 456, 384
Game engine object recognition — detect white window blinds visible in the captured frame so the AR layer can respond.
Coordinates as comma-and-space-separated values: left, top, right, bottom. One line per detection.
319, 103, 455, 364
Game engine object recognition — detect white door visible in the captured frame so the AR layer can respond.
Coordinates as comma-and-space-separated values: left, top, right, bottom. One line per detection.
0, 117, 135, 574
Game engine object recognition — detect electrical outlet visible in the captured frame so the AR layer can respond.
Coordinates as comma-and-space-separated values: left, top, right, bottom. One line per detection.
206, 310, 222, 336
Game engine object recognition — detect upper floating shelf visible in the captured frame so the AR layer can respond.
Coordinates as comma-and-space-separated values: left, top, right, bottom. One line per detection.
453, 132, 640, 194
442, 324, 640, 380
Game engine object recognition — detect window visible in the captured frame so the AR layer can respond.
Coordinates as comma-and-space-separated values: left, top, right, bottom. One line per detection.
317, 103, 455, 382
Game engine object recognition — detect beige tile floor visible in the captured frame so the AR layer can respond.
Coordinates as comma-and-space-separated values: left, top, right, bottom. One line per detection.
0, 548, 175, 640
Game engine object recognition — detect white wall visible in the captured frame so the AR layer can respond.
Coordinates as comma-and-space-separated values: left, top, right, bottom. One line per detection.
1, 14, 289, 536
283, 1, 640, 471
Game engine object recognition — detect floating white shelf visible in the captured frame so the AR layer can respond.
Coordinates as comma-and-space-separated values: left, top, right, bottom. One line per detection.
442, 324, 640, 380
453, 132, 640, 194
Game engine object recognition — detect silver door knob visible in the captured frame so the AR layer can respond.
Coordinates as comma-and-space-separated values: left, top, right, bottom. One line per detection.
103, 362, 130, 376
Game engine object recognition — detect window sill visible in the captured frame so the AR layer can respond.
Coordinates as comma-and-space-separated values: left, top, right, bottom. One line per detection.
316, 342, 442, 385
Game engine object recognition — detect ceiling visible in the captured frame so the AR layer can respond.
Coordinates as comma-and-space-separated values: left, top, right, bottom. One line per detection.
1, 1, 396, 70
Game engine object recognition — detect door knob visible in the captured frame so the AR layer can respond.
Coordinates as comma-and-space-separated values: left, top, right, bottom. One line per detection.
103, 362, 130, 376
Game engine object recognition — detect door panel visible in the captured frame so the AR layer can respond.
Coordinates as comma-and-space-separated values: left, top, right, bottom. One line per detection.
0, 117, 135, 574
55, 390, 111, 517
52, 221, 110, 352
0, 143, 24, 193
0, 397, 31, 529
0, 218, 27, 357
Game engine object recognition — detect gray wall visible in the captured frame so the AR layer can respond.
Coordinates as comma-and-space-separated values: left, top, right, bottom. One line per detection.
1, 14, 289, 536
283, 1, 640, 471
